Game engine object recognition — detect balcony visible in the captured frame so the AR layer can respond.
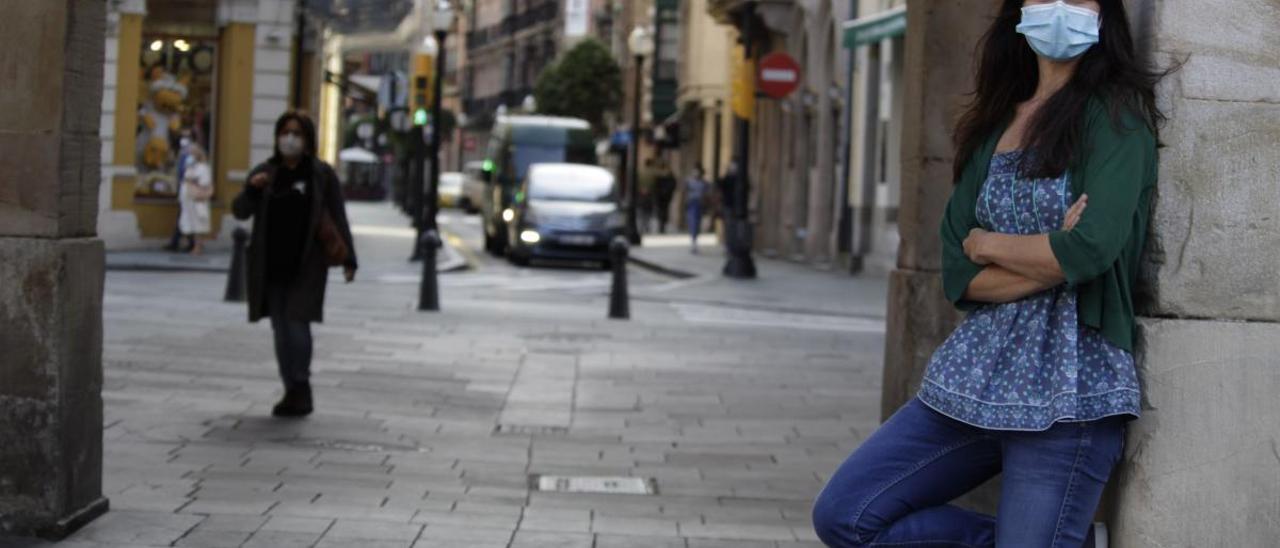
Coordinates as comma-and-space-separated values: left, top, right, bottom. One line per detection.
462, 87, 534, 119
466, 1, 559, 53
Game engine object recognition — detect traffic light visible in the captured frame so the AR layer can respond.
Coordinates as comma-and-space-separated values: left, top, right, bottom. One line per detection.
409, 52, 435, 126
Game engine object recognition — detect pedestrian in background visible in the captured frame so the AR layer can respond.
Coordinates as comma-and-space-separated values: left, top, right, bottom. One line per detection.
716, 159, 739, 249
813, 0, 1163, 546
637, 158, 656, 233
164, 133, 195, 252
232, 111, 358, 418
654, 161, 677, 233
684, 165, 710, 253
177, 145, 213, 255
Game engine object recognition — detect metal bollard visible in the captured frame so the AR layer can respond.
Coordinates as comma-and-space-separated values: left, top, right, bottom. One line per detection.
608, 236, 630, 320
224, 227, 248, 302
418, 229, 441, 312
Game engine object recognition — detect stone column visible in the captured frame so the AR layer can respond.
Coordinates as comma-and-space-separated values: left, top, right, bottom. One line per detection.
881, 0, 995, 419
1108, 0, 1280, 544
0, 0, 108, 538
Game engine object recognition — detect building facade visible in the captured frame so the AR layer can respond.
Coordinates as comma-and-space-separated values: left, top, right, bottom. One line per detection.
99, 0, 304, 250
708, 0, 853, 268
671, 0, 735, 209
843, 0, 907, 275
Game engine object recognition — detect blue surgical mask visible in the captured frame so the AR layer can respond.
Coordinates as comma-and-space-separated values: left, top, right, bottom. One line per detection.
1016, 1, 1101, 61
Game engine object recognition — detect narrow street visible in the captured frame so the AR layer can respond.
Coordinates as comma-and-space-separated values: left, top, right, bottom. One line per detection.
10, 203, 887, 548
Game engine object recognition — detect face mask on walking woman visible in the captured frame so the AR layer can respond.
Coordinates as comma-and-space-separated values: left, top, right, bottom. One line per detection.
278, 134, 305, 159
1016, 1, 1101, 61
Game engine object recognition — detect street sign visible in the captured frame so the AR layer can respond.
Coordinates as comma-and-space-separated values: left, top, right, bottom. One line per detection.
757, 53, 802, 99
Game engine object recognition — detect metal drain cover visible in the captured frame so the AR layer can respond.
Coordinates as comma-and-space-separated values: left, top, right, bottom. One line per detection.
532, 475, 655, 495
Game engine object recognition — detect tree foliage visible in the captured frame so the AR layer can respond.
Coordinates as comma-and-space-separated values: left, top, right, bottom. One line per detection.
534, 39, 623, 133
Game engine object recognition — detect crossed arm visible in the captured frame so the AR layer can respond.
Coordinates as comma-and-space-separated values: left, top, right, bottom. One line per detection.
961, 195, 1087, 304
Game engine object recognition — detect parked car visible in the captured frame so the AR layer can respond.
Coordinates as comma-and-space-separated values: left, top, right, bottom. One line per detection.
438, 172, 465, 209
479, 115, 598, 255
460, 161, 486, 214
505, 163, 623, 267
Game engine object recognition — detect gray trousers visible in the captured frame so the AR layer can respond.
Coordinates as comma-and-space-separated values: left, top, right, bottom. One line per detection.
267, 286, 312, 391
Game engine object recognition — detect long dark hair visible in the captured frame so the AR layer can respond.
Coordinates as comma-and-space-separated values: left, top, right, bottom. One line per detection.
953, 0, 1167, 181
272, 110, 318, 162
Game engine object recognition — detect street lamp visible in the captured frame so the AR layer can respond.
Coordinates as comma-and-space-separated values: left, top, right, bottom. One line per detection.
625, 26, 654, 246
417, 1, 455, 312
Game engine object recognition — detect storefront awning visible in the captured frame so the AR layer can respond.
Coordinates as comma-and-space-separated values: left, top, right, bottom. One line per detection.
843, 5, 907, 49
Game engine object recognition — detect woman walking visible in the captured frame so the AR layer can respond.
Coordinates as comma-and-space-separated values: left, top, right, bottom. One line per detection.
232, 111, 357, 418
684, 165, 710, 253
178, 145, 213, 255
812, 1, 1163, 546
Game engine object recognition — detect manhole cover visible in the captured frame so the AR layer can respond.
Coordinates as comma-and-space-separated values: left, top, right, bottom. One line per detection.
531, 475, 655, 495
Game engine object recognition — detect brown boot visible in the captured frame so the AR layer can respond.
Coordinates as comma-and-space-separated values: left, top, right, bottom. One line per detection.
272, 385, 313, 417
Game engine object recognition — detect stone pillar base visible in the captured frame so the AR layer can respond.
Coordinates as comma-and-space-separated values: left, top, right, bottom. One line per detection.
1109, 318, 1280, 546
0, 238, 107, 538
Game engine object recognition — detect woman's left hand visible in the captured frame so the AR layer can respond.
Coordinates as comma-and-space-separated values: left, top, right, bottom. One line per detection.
964, 228, 992, 265
343, 266, 356, 283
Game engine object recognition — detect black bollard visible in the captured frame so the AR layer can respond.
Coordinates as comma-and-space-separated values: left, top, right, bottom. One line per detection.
224, 227, 248, 302
608, 236, 630, 320
418, 229, 441, 312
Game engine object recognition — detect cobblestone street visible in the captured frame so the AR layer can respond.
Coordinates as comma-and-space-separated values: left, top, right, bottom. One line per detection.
5, 204, 887, 548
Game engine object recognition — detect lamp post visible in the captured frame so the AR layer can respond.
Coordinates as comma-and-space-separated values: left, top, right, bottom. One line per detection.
626, 26, 654, 246
427, 4, 453, 235
723, 4, 757, 279
417, 1, 455, 312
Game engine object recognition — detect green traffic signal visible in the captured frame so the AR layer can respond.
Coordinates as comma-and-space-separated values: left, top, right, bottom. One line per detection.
414, 108, 429, 126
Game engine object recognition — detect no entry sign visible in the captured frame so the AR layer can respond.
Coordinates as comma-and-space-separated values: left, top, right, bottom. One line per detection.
757, 53, 802, 99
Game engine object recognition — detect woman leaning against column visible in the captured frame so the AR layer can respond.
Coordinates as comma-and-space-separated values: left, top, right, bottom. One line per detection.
232, 111, 358, 418
812, 1, 1166, 546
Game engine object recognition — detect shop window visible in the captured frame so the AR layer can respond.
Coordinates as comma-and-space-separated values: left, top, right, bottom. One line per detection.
136, 35, 217, 200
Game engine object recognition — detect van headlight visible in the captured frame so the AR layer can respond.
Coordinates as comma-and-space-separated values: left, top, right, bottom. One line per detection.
520, 230, 541, 244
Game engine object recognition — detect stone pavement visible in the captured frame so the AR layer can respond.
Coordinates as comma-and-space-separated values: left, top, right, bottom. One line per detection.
3, 206, 888, 548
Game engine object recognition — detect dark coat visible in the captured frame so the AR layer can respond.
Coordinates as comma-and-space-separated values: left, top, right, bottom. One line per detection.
231, 157, 357, 324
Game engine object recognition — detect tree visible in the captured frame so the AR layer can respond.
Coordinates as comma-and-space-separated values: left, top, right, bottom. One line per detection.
534, 39, 623, 133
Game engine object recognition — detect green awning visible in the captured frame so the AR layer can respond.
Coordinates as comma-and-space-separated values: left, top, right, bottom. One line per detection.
843, 5, 907, 49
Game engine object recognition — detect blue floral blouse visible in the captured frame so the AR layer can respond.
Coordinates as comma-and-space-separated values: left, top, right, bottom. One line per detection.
917, 151, 1142, 431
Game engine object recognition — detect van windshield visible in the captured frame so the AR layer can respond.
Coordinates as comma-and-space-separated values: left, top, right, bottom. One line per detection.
529, 172, 616, 203
509, 125, 597, 185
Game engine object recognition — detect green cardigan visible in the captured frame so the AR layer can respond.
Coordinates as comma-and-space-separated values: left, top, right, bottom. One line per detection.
940, 101, 1158, 352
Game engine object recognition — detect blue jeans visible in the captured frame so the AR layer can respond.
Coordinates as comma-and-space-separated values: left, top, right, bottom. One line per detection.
267, 286, 313, 391
812, 398, 1125, 547
687, 203, 704, 243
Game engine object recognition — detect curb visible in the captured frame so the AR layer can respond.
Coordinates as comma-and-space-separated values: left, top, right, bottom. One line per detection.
106, 255, 230, 273
625, 254, 698, 280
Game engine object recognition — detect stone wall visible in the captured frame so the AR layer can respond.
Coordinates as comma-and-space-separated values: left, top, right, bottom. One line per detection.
0, 0, 108, 538
1109, 0, 1280, 545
